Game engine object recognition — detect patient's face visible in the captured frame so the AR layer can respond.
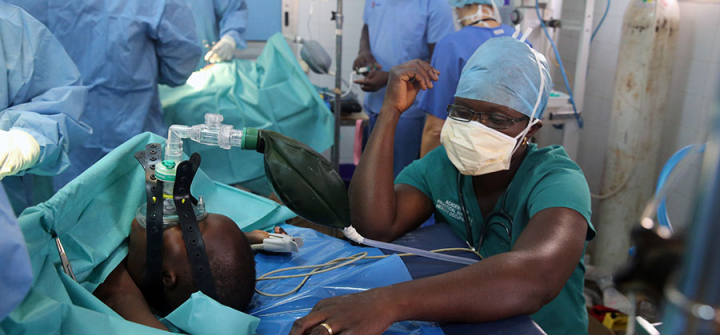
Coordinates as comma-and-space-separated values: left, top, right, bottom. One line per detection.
126, 217, 192, 296
127, 213, 256, 313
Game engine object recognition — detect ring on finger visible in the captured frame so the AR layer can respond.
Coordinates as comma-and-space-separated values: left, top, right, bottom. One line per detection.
320, 323, 333, 335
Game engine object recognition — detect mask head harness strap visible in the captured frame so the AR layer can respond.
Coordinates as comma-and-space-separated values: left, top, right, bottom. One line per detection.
134, 144, 165, 299
134, 145, 218, 313
172, 153, 218, 300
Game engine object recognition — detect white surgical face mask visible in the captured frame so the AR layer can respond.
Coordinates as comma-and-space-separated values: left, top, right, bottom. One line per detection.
440, 118, 535, 175
456, 0, 502, 27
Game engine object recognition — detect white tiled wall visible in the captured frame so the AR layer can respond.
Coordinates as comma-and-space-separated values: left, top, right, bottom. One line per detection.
562, 0, 720, 228
656, 2, 720, 229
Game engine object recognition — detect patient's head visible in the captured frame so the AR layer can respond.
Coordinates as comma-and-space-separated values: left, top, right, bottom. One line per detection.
127, 213, 256, 313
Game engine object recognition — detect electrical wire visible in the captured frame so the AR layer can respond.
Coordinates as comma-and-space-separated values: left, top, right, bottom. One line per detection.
255, 248, 483, 297
535, 0, 584, 128
307, 0, 315, 41
546, 43, 573, 87
327, 71, 356, 98
342, 72, 355, 98
591, 0, 611, 44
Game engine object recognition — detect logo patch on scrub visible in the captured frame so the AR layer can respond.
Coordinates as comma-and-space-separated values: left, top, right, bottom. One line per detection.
436, 199, 464, 221
372, 1, 381, 8
493, 29, 505, 35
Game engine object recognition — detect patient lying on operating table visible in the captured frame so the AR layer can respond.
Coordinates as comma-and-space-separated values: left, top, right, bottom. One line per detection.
93, 213, 275, 330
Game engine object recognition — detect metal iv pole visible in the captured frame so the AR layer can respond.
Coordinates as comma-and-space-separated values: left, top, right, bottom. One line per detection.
331, 0, 343, 171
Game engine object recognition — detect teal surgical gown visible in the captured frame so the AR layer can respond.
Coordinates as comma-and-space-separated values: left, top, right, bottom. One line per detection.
396, 143, 596, 335
188, 0, 248, 70
0, 2, 90, 215
5, 0, 202, 190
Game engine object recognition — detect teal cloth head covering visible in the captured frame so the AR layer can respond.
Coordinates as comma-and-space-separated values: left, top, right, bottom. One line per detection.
454, 36, 552, 120
448, 0, 494, 7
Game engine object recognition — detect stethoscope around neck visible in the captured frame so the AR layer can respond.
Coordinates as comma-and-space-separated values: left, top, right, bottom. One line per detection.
456, 171, 513, 252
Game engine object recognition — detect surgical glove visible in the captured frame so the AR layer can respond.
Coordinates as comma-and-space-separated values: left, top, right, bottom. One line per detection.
0, 129, 40, 179
204, 34, 237, 64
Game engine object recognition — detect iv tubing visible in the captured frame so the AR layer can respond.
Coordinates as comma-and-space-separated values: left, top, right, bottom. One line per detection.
256, 248, 483, 297
343, 226, 479, 265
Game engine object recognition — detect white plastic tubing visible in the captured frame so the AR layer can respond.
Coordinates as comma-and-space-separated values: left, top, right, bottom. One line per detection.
343, 226, 479, 265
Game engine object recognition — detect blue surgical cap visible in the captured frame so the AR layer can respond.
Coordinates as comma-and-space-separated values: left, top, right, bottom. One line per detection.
448, 0, 494, 8
454, 36, 552, 120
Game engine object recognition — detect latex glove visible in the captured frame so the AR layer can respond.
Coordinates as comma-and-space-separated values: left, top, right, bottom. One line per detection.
0, 129, 40, 180
204, 34, 237, 64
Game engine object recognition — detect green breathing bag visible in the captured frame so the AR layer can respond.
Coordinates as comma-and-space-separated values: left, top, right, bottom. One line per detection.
242, 128, 351, 229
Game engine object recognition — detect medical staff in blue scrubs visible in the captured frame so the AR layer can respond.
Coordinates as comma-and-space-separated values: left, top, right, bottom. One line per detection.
0, 2, 90, 215
353, 0, 455, 177
5, 0, 202, 190
419, 0, 517, 156
188, 0, 249, 69
0, 2, 87, 316
0, 184, 31, 320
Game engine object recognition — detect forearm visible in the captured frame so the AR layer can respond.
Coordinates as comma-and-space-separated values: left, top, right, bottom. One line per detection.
348, 107, 401, 239
94, 263, 168, 331
102, 289, 169, 330
384, 252, 552, 323
359, 25, 371, 55
386, 208, 588, 323
419, 119, 442, 158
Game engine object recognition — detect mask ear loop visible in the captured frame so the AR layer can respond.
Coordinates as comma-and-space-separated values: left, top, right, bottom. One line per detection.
510, 44, 546, 155
459, 2, 500, 26
519, 28, 533, 43
489, 0, 502, 25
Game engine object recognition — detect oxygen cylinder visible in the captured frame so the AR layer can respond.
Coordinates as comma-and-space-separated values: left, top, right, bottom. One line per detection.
242, 128, 352, 229
594, 0, 680, 273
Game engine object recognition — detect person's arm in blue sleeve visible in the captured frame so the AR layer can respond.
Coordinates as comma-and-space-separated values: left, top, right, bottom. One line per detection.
419, 39, 459, 156
0, 184, 33, 320
0, 4, 89, 176
426, 0, 455, 54
153, 0, 203, 87
214, 0, 248, 49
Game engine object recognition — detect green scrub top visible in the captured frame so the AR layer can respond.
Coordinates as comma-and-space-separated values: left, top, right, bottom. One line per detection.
396, 143, 596, 335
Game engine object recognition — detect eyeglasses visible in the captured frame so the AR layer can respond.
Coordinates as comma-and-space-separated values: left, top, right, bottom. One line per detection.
446, 104, 528, 130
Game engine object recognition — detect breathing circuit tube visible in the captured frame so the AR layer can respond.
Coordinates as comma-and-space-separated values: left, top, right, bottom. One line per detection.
654, 143, 706, 232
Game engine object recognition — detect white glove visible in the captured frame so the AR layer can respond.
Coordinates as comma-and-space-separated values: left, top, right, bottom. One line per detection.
204, 34, 237, 64
0, 129, 40, 180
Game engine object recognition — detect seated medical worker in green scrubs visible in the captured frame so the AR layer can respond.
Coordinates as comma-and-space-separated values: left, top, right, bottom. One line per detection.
290, 36, 595, 335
